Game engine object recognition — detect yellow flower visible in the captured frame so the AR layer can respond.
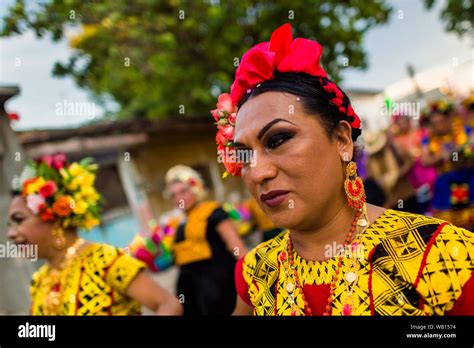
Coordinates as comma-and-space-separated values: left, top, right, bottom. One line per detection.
73, 198, 89, 215
83, 215, 100, 230
25, 177, 46, 195
66, 178, 80, 191
68, 163, 86, 177
82, 173, 95, 187
59, 168, 70, 180
88, 192, 100, 203
81, 185, 96, 198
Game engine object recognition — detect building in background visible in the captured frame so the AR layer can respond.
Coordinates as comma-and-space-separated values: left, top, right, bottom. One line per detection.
16, 117, 248, 247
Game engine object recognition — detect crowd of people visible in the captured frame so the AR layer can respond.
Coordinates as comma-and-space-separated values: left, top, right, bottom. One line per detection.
360, 97, 474, 231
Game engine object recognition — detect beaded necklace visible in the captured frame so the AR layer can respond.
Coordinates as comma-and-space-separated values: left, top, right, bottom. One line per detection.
41, 238, 86, 315
283, 205, 370, 316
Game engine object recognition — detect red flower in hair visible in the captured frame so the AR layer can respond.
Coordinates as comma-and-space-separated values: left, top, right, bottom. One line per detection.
39, 181, 57, 198
216, 93, 237, 115
223, 160, 242, 177
212, 24, 362, 177
219, 125, 234, 140
230, 23, 328, 105
38, 204, 56, 222
216, 131, 230, 147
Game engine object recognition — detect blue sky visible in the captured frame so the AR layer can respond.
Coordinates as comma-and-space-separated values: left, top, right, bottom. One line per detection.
0, 0, 472, 130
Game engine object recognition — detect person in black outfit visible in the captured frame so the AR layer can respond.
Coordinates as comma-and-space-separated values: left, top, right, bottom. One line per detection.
165, 165, 247, 315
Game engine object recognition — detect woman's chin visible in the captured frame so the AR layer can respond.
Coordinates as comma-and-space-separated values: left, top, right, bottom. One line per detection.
268, 209, 303, 231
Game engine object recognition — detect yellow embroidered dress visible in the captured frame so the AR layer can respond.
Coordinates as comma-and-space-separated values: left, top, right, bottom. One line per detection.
236, 210, 474, 315
31, 243, 146, 315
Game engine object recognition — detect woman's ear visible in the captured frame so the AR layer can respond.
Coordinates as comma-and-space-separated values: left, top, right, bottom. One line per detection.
335, 120, 354, 162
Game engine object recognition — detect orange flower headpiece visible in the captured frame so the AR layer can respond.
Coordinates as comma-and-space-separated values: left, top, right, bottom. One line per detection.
211, 23, 361, 177
12, 153, 102, 230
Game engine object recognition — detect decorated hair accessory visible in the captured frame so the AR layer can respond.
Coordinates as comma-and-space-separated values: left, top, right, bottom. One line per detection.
164, 165, 207, 199
12, 153, 102, 230
429, 99, 454, 114
211, 23, 362, 177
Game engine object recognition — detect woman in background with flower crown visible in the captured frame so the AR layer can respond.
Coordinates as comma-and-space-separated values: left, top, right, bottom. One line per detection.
211, 24, 474, 316
7, 154, 182, 315
164, 165, 247, 315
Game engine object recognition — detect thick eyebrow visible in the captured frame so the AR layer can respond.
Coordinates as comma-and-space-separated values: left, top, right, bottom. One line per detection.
233, 118, 296, 148
257, 118, 296, 141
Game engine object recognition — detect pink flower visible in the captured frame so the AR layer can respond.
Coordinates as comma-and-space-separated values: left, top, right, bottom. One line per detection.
216, 131, 229, 146
216, 93, 236, 114
26, 194, 46, 215
228, 112, 237, 125
40, 153, 66, 170
220, 125, 234, 140
39, 181, 57, 198
211, 109, 220, 122
51, 153, 66, 169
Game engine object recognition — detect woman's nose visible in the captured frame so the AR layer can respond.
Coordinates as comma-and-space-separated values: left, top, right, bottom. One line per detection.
7, 225, 18, 240
247, 152, 278, 185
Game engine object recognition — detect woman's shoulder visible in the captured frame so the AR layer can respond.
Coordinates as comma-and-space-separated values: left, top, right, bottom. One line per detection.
80, 242, 144, 270
370, 209, 472, 250
81, 242, 146, 291
372, 209, 448, 234
370, 210, 473, 284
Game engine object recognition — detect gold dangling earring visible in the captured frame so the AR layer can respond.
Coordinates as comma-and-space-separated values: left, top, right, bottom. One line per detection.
344, 161, 366, 211
52, 226, 66, 250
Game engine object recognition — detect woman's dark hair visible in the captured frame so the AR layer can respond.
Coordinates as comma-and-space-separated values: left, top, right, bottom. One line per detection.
238, 72, 362, 160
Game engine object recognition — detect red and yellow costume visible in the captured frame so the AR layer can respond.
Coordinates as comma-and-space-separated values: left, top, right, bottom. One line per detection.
12, 154, 147, 316
236, 210, 474, 315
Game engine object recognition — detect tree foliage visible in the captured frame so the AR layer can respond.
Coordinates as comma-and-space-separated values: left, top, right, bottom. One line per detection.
1, 0, 392, 119
424, 0, 474, 37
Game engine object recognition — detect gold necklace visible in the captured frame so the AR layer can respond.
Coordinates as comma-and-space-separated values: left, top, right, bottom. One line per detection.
283, 204, 370, 316
41, 238, 86, 315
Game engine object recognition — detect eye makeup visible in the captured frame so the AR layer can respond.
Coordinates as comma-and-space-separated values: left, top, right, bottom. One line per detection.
265, 130, 295, 150
10, 213, 25, 225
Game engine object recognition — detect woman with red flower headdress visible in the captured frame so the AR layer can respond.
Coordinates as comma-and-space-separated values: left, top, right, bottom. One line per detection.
211, 24, 474, 316
8, 154, 182, 315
